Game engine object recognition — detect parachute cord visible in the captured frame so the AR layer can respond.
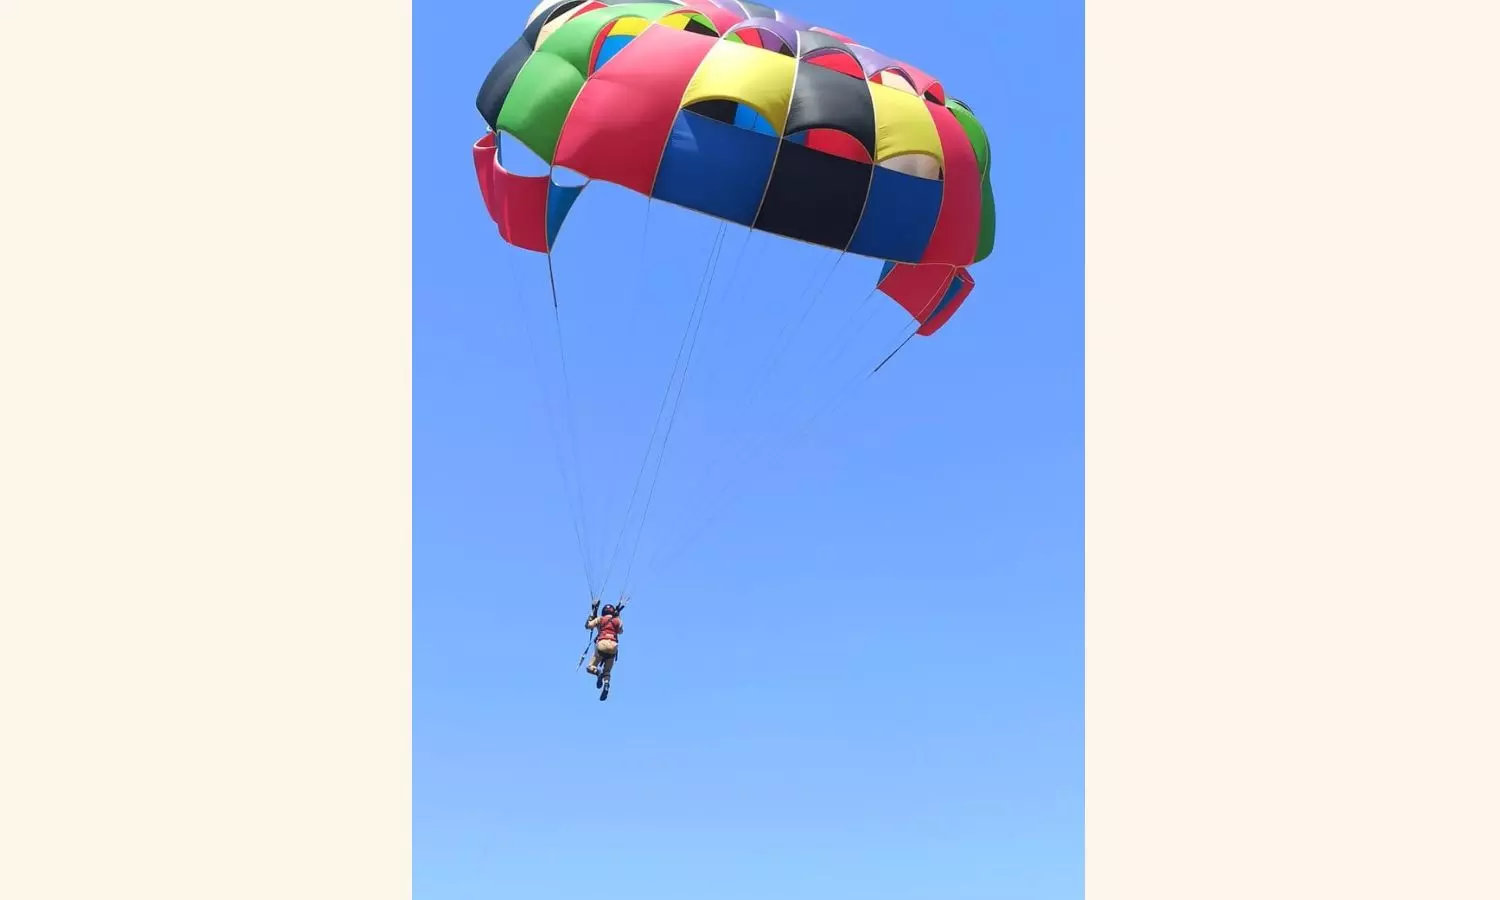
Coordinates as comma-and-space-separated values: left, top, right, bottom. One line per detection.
643, 252, 848, 556
659, 249, 848, 535
597, 223, 723, 592
638, 316, 918, 587
635, 277, 951, 591
545, 248, 602, 595
497, 244, 595, 599
637, 225, 755, 521
586, 196, 657, 588
734, 283, 885, 456
597, 220, 729, 595
737, 251, 848, 427
871, 331, 917, 375
632, 267, 860, 589
666, 227, 757, 417
616, 222, 730, 595
811, 288, 884, 378
614, 195, 657, 336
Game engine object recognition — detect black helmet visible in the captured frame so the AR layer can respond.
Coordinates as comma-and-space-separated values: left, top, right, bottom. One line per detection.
601, 604, 617, 616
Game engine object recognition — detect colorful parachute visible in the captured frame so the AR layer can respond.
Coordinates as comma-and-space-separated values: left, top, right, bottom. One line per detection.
473, 0, 994, 335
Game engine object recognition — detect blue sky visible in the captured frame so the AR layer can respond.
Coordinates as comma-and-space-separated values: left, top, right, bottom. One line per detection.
416, 1, 1081, 897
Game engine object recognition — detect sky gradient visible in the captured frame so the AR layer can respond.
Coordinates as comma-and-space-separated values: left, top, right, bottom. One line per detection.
416, 1, 1082, 897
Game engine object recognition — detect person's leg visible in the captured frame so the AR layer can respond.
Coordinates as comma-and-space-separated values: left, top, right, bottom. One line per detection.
587, 648, 602, 675
596, 640, 617, 678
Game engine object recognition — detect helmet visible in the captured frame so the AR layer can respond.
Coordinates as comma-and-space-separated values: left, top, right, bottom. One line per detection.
601, 604, 617, 617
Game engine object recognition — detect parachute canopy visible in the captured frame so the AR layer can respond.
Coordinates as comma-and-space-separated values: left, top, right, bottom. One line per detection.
474, 0, 993, 334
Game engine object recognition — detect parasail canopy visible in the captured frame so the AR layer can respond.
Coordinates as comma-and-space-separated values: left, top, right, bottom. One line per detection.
473, 0, 995, 335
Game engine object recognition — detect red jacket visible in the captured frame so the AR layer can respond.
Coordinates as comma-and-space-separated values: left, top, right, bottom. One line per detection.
594, 615, 622, 643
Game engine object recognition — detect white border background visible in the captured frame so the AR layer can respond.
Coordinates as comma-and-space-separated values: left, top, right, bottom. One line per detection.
3, 0, 1495, 896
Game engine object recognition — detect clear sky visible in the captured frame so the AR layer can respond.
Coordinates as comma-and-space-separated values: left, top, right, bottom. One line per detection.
416, 1, 1081, 897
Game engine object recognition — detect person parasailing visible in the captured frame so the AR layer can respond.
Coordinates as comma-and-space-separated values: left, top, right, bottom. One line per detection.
584, 597, 627, 689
